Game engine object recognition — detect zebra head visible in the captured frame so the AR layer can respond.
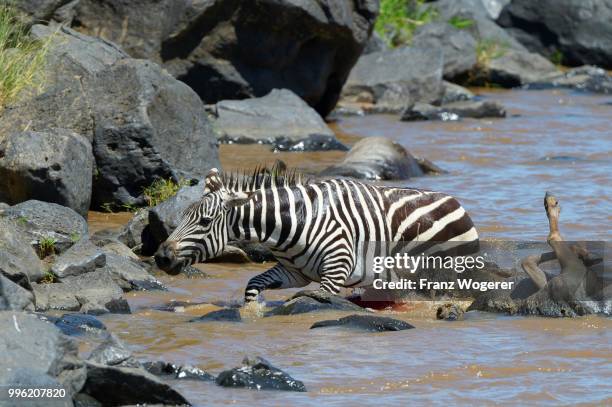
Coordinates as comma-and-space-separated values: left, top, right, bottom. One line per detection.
154, 168, 251, 275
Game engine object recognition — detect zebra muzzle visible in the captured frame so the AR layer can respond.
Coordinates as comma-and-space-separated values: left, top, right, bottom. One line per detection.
154, 241, 183, 275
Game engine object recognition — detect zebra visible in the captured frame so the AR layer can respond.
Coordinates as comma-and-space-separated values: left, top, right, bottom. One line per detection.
154, 167, 479, 302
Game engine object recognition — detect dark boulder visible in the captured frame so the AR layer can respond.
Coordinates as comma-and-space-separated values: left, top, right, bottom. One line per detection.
321, 137, 424, 180
412, 22, 478, 80
32, 269, 130, 314
479, 49, 559, 87
190, 308, 242, 323
498, 0, 612, 69
527, 66, 612, 94
1, 200, 88, 256
80, 361, 190, 406
0, 312, 87, 398
0, 130, 93, 218
67, 0, 378, 117
51, 239, 106, 279
266, 290, 366, 316
311, 314, 415, 332
216, 357, 306, 392
213, 89, 347, 151
401, 100, 506, 121
0, 217, 46, 285
142, 361, 215, 382
341, 47, 444, 113
0, 274, 35, 311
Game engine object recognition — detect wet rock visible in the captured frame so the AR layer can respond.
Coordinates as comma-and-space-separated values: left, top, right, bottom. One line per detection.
66, 0, 378, 117
216, 357, 306, 392
214, 89, 347, 152
311, 314, 415, 332
32, 269, 130, 314
143, 361, 215, 382
117, 208, 149, 249
0, 217, 46, 285
53, 313, 107, 337
102, 252, 166, 292
0, 129, 93, 218
94, 237, 140, 261
436, 303, 465, 321
0, 312, 87, 398
321, 137, 424, 181
190, 308, 242, 323
441, 81, 475, 104
80, 361, 190, 406
412, 22, 478, 80
498, 0, 612, 69
51, 239, 106, 279
482, 49, 559, 87
1, 200, 88, 256
266, 290, 366, 316
0, 274, 35, 311
342, 47, 444, 113
527, 66, 612, 94
401, 100, 506, 121
88, 334, 140, 368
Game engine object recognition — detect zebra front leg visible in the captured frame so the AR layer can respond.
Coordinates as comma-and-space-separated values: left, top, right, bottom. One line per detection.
244, 263, 310, 303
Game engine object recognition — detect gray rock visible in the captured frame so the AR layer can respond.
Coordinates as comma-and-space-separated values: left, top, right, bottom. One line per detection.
94, 238, 139, 261
363, 32, 388, 54
142, 361, 215, 382
190, 308, 242, 323
321, 137, 424, 180
214, 89, 346, 152
80, 361, 190, 406
88, 334, 140, 368
527, 66, 612, 94
52, 239, 106, 279
216, 357, 306, 392
436, 303, 465, 321
0, 311, 87, 398
53, 313, 107, 337
0, 368, 71, 407
485, 49, 559, 87
266, 290, 366, 316
401, 100, 506, 121
0, 217, 46, 284
311, 314, 415, 332
90, 58, 219, 207
68, 0, 379, 117
117, 209, 149, 249
342, 47, 444, 113
102, 252, 166, 292
32, 269, 130, 314
441, 81, 475, 104
0, 274, 35, 311
0, 130, 93, 217
498, 0, 612, 69
412, 22, 478, 80
1, 200, 88, 255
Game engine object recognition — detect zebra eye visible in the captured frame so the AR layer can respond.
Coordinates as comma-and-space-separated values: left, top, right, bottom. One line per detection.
199, 217, 212, 226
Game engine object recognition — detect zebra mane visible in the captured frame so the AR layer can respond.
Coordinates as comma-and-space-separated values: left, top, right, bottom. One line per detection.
219, 162, 309, 193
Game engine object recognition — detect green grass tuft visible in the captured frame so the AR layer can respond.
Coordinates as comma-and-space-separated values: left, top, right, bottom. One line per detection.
375, 0, 438, 47
448, 15, 474, 30
476, 38, 508, 67
38, 236, 57, 258
143, 178, 190, 207
550, 49, 564, 66
0, 3, 51, 110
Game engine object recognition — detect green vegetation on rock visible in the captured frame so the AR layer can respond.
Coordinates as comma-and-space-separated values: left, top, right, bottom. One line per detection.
375, 0, 438, 47
143, 178, 190, 207
476, 38, 508, 67
448, 15, 474, 30
38, 236, 57, 258
0, 3, 50, 109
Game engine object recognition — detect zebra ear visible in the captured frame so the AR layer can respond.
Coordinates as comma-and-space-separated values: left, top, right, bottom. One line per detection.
224, 191, 254, 209
204, 168, 224, 194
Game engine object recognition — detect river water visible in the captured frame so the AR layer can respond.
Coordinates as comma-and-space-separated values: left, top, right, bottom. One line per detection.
92, 88, 611, 406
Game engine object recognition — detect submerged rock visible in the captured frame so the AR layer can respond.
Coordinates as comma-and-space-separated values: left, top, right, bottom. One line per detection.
190, 308, 242, 323
311, 314, 415, 332
143, 361, 215, 382
214, 89, 347, 152
527, 66, 612, 94
216, 357, 306, 392
266, 290, 366, 316
53, 313, 107, 337
321, 137, 424, 180
401, 100, 506, 121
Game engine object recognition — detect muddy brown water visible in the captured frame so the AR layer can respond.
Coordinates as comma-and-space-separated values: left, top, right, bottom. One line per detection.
91, 89, 610, 406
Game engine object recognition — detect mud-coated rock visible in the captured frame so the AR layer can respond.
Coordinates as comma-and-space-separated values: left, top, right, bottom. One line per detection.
0, 217, 46, 285
266, 290, 366, 316
342, 47, 444, 113
0, 312, 87, 398
66, 0, 378, 117
498, 0, 612, 69
321, 137, 424, 180
51, 239, 106, 279
214, 89, 346, 151
1, 200, 88, 256
0, 130, 93, 218
311, 314, 415, 332
216, 357, 306, 392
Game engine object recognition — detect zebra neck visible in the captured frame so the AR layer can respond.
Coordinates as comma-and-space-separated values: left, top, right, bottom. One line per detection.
228, 188, 286, 250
